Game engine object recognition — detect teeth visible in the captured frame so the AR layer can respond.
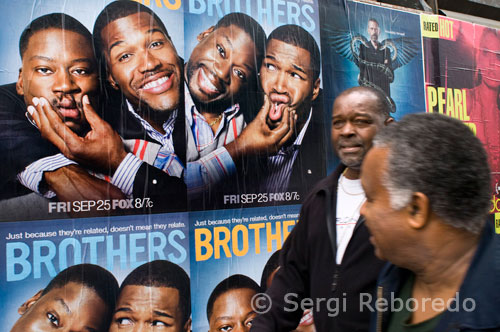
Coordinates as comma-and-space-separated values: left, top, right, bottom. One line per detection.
200, 69, 219, 92
143, 75, 168, 89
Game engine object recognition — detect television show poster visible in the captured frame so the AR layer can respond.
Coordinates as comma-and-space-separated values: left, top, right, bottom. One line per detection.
0, 212, 189, 331
321, 0, 426, 172
189, 204, 301, 331
0, 0, 188, 221
421, 15, 500, 219
184, 0, 328, 211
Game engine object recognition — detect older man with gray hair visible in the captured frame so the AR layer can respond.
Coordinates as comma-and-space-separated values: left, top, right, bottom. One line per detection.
360, 113, 499, 331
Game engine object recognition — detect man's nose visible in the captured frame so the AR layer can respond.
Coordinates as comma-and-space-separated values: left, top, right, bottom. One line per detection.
53, 70, 79, 93
274, 71, 288, 93
360, 200, 367, 216
214, 59, 231, 85
339, 121, 356, 136
139, 50, 161, 73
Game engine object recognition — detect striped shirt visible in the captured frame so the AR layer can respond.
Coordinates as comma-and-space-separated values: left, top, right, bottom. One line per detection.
18, 101, 182, 198
124, 100, 184, 177
184, 85, 243, 196
264, 109, 313, 193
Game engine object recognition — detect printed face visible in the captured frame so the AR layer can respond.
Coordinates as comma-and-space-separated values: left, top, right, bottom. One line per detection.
102, 12, 182, 112
477, 31, 500, 90
10, 282, 108, 332
186, 24, 257, 109
260, 39, 320, 129
367, 21, 380, 42
360, 147, 409, 262
108, 285, 189, 332
331, 91, 386, 170
16, 28, 97, 135
208, 288, 257, 332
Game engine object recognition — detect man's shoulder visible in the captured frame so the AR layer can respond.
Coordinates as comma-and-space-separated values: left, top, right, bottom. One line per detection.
0, 83, 27, 121
0, 83, 24, 108
301, 164, 345, 206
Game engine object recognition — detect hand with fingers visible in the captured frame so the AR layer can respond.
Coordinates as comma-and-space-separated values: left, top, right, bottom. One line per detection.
226, 95, 297, 161
44, 164, 126, 217
27, 95, 127, 174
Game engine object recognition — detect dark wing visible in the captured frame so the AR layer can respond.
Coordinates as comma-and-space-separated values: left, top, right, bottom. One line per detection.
380, 37, 420, 70
323, 27, 369, 63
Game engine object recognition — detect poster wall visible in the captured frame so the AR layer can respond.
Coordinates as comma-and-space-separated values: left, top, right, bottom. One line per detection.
421, 15, 500, 223
0, 0, 498, 331
0, 212, 190, 331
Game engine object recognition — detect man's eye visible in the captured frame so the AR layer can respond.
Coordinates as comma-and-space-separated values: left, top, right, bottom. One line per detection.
246, 319, 253, 327
150, 41, 163, 48
234, 68, 246, 80
47, 312, 59, 326
152, 320, 167, 327
36, 68, 52, 75
291, 72, 303, 79
118, 53, 131, 62
354, 119, 371, 125
265, 63, 276, 71
72, 68, 89, 75
117, 317, 133, 326
217, 44, 226, 58
332, 120, 345, 128
219, 325, 232, 332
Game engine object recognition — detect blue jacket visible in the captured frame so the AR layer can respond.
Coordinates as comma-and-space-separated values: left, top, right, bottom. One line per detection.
370, 218, 500, 332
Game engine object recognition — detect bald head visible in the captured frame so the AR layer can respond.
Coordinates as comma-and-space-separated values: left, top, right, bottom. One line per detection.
335, 86, 391, 120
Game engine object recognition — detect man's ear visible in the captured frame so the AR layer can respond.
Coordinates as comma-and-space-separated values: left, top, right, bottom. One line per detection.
18, 289, 43, 315
16, 68, 24, 96
107, 73, 119, 90
384, 117, 395, 125
184, 318, 192, 332
311, 78, 321, 101
406, 192, 430, 230
197, 26, 214, 42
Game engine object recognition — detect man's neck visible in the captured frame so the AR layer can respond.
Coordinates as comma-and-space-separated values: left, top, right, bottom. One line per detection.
130, 102, 172, 135
343, 167, 360, 180
408, 231, 479, 324
405, 225, 480, 316
371, 40, 378, 49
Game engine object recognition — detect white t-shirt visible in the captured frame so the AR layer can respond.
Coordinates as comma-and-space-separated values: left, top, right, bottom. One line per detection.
335, 174, 366, 264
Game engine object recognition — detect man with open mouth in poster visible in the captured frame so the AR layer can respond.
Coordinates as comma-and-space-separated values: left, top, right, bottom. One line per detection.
255, 24, 325, 199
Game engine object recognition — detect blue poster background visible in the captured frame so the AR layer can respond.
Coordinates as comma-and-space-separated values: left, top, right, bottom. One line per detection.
0, 212, 189, 331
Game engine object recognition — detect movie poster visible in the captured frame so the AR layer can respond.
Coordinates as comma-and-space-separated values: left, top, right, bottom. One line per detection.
421, 15, 500, 222
189, 204, 300, 331
184, 0, 327, 211
0, 212, 190, 331
320, 0, 425, 171
0, 0, 187, 221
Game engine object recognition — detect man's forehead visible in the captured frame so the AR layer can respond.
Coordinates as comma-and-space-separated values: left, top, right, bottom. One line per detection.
265, 40, 313, 71
27, 28, 90, 50
266, 39, 311, 59
333, 93, 381, 116
214, 24, 248, 37
102, 12, 164, 44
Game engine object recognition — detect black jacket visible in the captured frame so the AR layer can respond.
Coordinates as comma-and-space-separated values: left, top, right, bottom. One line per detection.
0, 83, 59, 199
251, 165, 385, 332
371, 218, 500, 332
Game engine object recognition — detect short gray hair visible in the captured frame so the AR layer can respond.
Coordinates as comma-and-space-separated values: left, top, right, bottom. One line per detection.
373, 113, 491, 234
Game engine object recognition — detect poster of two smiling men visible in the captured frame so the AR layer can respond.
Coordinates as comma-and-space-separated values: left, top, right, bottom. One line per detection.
0, 0, 499, 331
